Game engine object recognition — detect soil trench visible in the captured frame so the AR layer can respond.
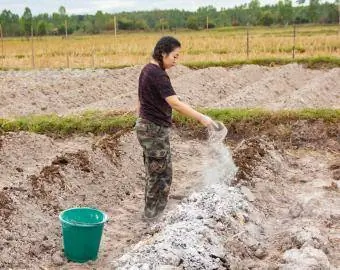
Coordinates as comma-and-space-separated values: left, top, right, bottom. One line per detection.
0, 64, 339, 269
0, 123, 339, 269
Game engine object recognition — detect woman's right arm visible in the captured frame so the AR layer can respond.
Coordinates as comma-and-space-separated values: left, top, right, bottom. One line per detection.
165, 95, 213, 127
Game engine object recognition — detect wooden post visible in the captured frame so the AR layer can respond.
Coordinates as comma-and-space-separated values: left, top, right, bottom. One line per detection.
65, 19, 68, 39
91, 45, 95, 68
206, 16, 209, 30
338, 1, 340, 36
160, 19, 164, 32
91, 47, 95, 68
0, 24, 4, 68
114, 16, 117, 38
66, 52, 70, 68
31, 25, 35, 68
338, 0, 340, 26
292, 24, 296, 59
246, 25, 250, 59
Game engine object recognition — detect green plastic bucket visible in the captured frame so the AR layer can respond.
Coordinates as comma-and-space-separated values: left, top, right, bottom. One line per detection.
59, 207, 108, 263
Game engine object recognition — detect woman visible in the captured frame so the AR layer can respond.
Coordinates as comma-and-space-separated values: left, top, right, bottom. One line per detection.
135, 36, 214, 219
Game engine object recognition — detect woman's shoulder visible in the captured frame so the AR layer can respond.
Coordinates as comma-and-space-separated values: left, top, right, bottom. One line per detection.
142, 63, 167, 77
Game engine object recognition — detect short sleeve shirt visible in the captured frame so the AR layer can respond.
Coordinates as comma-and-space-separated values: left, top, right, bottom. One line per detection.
138, 63, 176, 127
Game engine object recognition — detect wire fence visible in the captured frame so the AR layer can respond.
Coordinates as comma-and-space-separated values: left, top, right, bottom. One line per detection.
0, 24, 339, 70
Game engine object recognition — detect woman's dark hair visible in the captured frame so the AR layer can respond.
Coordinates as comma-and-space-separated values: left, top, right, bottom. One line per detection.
152, 36, 181, 69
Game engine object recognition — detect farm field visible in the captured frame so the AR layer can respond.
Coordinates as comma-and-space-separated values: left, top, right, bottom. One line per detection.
0, 62, 339, 269
1, 25, 339, 69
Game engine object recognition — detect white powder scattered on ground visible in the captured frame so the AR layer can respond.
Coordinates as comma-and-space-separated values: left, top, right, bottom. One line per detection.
112, 123, 243, 269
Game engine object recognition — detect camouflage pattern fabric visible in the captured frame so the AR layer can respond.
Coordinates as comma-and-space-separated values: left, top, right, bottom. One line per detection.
135, 118, 172, 218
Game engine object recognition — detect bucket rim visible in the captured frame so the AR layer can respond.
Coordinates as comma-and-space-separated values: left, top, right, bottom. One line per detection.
59, 207, 108, 227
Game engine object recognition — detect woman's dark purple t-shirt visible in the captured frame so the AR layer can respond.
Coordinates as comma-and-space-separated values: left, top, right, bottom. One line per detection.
138, 63, 176, 127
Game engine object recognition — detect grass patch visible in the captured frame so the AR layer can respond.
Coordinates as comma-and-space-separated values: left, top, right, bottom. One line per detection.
0, 111, 136, 136
173, 108, 340, 127
0, 109, 339, 136
14, 54, 26, 59
184, 56, 340, 69
212, 24, 339, 36
100, 64, 133, 69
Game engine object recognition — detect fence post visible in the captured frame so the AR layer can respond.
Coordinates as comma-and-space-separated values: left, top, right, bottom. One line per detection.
114, 16, 117, 38
65, 19, 68, 39
338, 1, 340, 36
246, 24, 250, 59
292, 24, 296, 59
206, 16, 209, 30
0, 24, 4, 68
91, 47, 95, 68
66, 52, 70, 68
31, 25, 35, 68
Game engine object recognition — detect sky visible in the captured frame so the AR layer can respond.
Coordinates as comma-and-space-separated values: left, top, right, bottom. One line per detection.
0, 0, 279, 15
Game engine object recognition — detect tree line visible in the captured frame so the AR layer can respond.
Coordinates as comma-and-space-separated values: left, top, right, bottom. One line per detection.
0, 0, 339, 37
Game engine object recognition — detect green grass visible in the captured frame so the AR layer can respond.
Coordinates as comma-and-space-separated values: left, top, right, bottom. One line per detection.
174, 108, 340, 126
212, 24, 339, 36
184, 56, 340, 69
2, 56, 337, 71
0, 109, 339, 136
0, 111, 136, 136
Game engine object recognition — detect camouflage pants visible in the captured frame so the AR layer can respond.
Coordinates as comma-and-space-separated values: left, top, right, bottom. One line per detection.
135, 118, 172, 218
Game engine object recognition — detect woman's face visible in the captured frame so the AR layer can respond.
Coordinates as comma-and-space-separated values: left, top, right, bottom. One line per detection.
162, 47, 180, 69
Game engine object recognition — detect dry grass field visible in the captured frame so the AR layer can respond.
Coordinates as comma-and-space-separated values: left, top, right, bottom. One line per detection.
1, 24, 339, 69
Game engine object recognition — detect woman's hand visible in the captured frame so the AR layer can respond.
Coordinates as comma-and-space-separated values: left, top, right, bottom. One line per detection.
165, 95, 214, 127
199, 114, 214, 127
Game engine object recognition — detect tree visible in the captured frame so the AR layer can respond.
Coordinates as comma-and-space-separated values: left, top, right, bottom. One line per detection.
117, 17, 134, 30
186, 15, 199, 30
260, 10, 275, 26
0, 9, 20, 36
37, 20, 47, 35
219, 8, 232, 27
156, 18, 169, 31
21, 7, 32, 36
231, 4, 248, 26
1, 2, 339, 35
94, 11, 105, 32
58, 6, 68, 36
278, 0, 293, 24
248, 0, 261, 25
294, 0, 308, 23
135, 19, 149, 30
197, 5, 217, 28
309, 0, 320, 23
167, 9, 186, 30
59, 6, 66, 17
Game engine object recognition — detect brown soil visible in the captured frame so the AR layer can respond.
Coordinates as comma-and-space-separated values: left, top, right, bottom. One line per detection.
0, 64, 339, 269
0, 64, 339, 118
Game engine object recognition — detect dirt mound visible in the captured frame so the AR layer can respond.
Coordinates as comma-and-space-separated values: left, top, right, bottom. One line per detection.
271, 68, 340, 109
1, 64, 339, 118
0, 67, 141, 117
220, 63, 324, 108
